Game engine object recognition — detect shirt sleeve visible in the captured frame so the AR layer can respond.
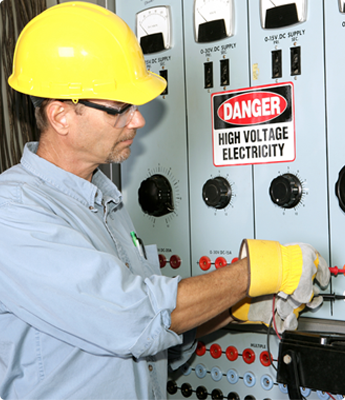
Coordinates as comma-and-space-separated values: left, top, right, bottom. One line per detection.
168, 328, 197, 371
0, 195, 184, 359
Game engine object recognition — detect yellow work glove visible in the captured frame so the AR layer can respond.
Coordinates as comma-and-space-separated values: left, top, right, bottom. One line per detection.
230, 295, 305, 333
230, 295, 322, 334
240, 240, 330, 303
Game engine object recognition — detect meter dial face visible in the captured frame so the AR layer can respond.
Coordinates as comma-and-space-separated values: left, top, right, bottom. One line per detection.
194, 0, 234, 43
136, 6, 171, 54
261, 0, 307, 29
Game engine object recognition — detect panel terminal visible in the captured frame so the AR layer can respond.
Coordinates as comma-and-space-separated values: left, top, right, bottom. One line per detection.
220, 59, 230, 86
291, 46, 301, 76
204, 61, 214, 89
272, 50, 282, 79
159, 69, 168, 95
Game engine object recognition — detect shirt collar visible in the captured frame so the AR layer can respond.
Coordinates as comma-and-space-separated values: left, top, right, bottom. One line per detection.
20, 142, 122, 208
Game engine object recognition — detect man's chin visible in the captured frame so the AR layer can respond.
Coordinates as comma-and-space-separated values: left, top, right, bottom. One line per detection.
105, 148, 131, 164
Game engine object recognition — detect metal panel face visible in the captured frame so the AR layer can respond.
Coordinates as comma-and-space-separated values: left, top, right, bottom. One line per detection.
116, 0, 191, 278
324, 2, 345, 321
248, 0, 332, 320
168, 328, 345, 400
183, 0, 254, 277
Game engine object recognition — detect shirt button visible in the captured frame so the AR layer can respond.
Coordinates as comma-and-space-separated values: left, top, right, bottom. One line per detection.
125, 263, 129, 268
148, 364, 153, 372
89, 206, 94, 210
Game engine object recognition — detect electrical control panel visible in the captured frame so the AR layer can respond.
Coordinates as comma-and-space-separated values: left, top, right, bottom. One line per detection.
168, 327, 345, 400
247, 0, 332, 322
116, 0, 191, 279
115, 0, 345, 398
183, 0, 254, 277
324, 1, 345, 324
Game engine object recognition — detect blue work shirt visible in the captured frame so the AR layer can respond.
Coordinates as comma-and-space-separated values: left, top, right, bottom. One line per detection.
0, 142, 196, 400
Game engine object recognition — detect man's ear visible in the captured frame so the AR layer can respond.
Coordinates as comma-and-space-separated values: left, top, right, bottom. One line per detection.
46, 101, 71, 135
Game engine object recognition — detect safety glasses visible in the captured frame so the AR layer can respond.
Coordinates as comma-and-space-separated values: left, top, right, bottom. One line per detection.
77, 100, 138, 128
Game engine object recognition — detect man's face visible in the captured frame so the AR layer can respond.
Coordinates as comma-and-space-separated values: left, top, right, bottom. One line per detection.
72, 99, 146, 165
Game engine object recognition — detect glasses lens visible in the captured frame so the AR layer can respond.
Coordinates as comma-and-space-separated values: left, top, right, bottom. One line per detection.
113, 105, 138, 128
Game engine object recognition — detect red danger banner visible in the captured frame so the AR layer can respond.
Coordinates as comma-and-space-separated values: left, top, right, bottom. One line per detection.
211, 82, 295, 167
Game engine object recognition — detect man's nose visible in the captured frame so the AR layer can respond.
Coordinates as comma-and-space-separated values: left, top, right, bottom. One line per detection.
129, 109, 145, 129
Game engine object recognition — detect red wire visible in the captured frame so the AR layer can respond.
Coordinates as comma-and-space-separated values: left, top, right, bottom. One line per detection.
327, 393, 336, 400
272, 294, 282, 340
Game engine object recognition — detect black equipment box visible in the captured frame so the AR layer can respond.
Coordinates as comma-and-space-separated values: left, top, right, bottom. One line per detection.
277, 331, 345, 398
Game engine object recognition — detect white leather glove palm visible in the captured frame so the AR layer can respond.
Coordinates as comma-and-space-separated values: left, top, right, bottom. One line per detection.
279, 243, 330, 303
231, 294, 324, 334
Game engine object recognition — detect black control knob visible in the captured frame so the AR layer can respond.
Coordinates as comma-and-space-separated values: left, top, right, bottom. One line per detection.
335, 165, 345, 212
196, 386, 208, 400
167, 380, 178, 395
202, 177, 232, 209
269, 173, 302, 209
181, 383, 193, 398
138, 174, 173, 217
211, 389, 224, 400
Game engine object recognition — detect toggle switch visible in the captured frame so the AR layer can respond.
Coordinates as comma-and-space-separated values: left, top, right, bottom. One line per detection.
272, 50, 282, 79
159, 70, 168, 95
291, 46, 301, 76
220, 59, 230, 87
204, 62, 214, 89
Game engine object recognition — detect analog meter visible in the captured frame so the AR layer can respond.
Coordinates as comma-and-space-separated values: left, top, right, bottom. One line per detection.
261, 0, 308, 29
194, 0, 234, 43
136, 6, 171, 54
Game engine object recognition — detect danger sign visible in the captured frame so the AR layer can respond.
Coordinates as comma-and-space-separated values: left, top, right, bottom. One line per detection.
212, 83, 295, 167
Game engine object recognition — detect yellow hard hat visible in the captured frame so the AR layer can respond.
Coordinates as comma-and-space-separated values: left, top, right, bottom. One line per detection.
8, 1, 166, 105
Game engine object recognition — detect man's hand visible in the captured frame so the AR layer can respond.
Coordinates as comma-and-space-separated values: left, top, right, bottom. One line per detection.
239, 239, 330, 300
230, 294, 323, 334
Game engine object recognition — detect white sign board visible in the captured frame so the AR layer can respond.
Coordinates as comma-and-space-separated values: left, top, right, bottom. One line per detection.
211, 82, 295, 167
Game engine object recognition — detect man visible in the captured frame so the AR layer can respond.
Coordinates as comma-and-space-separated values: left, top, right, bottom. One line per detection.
0, 2, 329, 399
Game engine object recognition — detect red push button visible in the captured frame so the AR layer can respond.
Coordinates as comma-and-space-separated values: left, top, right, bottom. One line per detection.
242, 348, 255, 364
215, 257, 227, 269
226, 346, 238, 361
260, 351, 273, 367
196, 341, 206, 356
170, 255, 181, 269
159, 254, 167, 268
199, 256, 211, 271
210, 343, 222, 359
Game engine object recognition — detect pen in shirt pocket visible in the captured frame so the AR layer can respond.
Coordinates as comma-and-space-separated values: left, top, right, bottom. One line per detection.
130, 231, 147, 259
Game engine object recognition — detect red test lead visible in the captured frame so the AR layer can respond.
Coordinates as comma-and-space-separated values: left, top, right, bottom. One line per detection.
329, 266, 345, 276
